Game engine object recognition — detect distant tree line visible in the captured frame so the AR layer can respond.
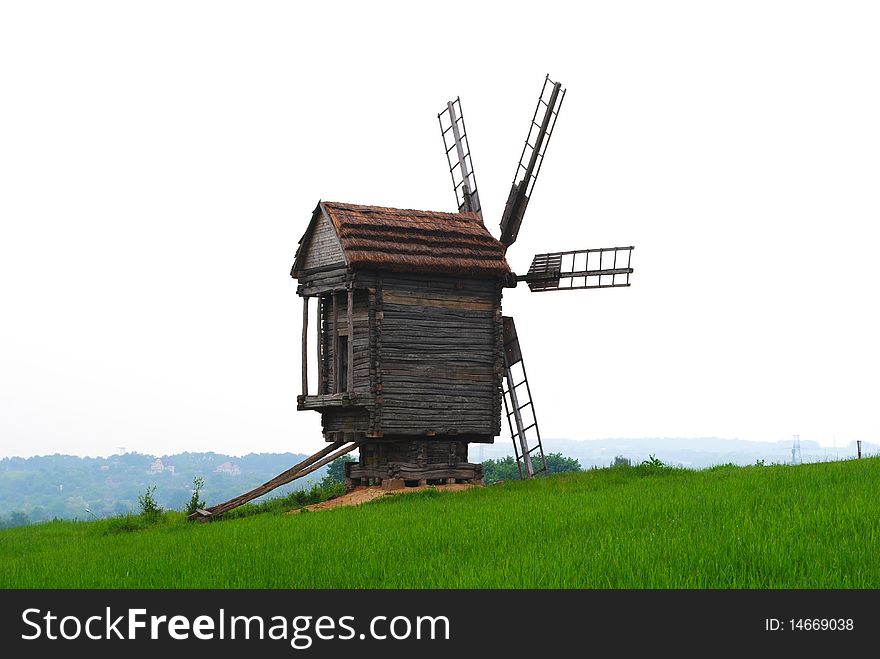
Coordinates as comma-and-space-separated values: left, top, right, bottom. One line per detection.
0, 511, 33, 529
481, 453, 581, 484
0, 451, 323, 527
0, 451, 591, 528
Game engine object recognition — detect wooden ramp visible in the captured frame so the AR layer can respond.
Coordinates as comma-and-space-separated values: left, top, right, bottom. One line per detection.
187, 440, 360, 521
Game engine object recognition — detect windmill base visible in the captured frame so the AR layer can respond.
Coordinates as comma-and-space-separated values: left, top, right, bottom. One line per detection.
344, 439, 484, 490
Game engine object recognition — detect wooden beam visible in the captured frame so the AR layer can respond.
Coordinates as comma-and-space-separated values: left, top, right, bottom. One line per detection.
382, 290, 495, 311
301, 296, 308, 396
189, 440, 359, 519
297, 392, 374, 410
286, 441, 358, 482
347, 287, 354, 393
316, 296, 323, 394
332, 292, 339, 394
520, 267, 633, 282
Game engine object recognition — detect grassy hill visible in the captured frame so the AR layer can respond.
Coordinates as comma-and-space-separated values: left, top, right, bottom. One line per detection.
2, 458, 879, 588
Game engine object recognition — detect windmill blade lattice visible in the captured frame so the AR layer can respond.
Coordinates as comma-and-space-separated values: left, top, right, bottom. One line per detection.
520, 246, 634, 292
438, 97, 482, 217
501, 316, 547, 479
499, 74, 566, 247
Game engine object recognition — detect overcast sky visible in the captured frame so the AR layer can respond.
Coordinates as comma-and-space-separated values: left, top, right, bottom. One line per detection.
1, 1, 878, 459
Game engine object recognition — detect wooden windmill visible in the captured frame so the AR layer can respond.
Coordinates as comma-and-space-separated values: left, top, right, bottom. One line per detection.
189, 74, 633, 519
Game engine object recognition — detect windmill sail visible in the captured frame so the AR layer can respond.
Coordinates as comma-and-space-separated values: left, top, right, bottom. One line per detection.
438, 97, 482, 217
501, 316, 547, 479
499, 75, 566, 247
520, 246, 634, 291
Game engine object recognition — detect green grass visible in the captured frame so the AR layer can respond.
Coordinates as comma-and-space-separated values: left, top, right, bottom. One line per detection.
2, 458, 879, 588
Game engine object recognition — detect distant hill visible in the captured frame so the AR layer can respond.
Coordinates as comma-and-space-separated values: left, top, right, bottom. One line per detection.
0, 451, 328, 526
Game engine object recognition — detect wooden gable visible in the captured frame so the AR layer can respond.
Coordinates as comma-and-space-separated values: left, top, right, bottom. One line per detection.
292, 205, 347, 275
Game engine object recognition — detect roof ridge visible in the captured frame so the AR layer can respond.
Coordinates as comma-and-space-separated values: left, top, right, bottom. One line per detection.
323, 201, 482, 222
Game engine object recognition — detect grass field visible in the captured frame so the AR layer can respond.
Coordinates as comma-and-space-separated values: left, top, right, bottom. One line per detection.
2, 458, 879, 588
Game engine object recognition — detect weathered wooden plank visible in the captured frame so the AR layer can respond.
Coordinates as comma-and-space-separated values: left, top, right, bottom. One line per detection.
378, 428, 493, 436
348, 464, 481, 481
301, 296, 308, 396
379, 366, 495, 380
380, 402, 498, 414
332, 292, 339, 394
347, 288, 354, 393
321, 307, 332, 394
368, 288, 379, 434
298, 263, 349, 277
379, 413, 493, 423
382, 387, 497, 399
316, 296, 323, 394
323, 407, 371, 432
379, 339, 495, 351
322, 410, 372, 423
379, 350, 496, 363
381, 404, 494, 414
382, 306, 496, 320
383, 292, 495, 311
385, 289, 496, 305
381, 318, 496, 329
298, 266, 348, 284
380, 327, 495, 339
354, 272, 499, 294
298, 393, 375, 410
297, 266, 350, 296
328, 311, 370, 325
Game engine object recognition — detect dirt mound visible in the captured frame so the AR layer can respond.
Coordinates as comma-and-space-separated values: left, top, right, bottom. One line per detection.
289, 483, 478, 514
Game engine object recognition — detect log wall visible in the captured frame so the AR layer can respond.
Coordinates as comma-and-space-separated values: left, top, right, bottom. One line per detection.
347, 439, 483, 485
356, 271, 504, 439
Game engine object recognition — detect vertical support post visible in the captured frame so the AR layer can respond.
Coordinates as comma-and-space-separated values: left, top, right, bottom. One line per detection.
504, 357, 534, 478
316, 296, 323, 395
301, 296, 309, 397
347, 287, 354, 393
857, 440, 862, 459
332, 293, 339, 393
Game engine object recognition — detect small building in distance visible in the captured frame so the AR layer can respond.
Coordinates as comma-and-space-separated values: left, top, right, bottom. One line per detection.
213, 461, 241, 477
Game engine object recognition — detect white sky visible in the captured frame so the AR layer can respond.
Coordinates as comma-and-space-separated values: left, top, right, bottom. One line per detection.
1, 1, 878, 459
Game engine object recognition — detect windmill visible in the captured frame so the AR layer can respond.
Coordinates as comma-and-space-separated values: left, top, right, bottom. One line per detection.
189, 74, 634, 520
439, 75, 634, 477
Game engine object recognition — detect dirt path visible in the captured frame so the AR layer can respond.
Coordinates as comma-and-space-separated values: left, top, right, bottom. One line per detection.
289, 483, 478, 514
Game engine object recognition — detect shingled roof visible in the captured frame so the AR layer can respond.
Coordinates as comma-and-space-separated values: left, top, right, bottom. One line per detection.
294, 201, 510, 277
